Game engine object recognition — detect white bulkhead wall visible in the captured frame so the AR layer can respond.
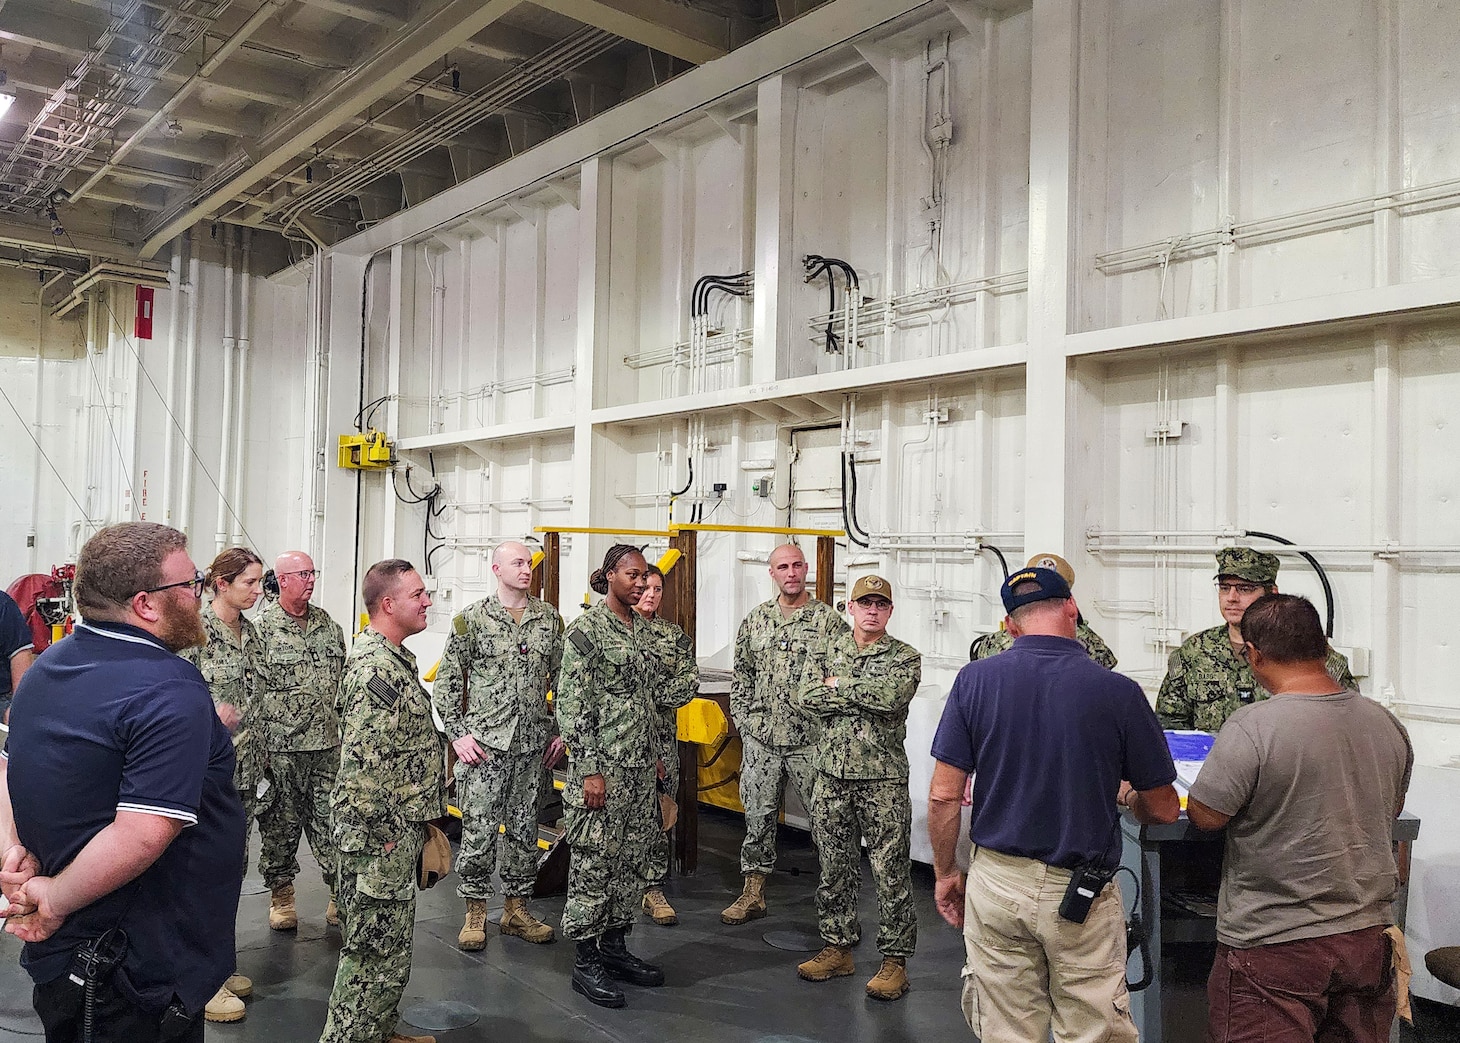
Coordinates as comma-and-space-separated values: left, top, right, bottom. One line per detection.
326, 0, 1460, 999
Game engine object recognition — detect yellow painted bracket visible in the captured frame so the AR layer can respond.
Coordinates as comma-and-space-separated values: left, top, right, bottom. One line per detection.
677, 697, 729, 744
423, 659, 440, 683
337, 429, 395, 470
669, 523, 845, 537
656, 548, 681, 573
530, 550, 544, 570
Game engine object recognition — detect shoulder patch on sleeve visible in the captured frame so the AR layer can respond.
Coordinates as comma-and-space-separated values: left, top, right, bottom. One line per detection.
569, 630, 594, 656
676, 632, 692, 651
366, 674, 402, 708
452, 613, 468, 637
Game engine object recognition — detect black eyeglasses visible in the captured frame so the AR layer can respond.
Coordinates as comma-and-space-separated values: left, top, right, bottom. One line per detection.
281, 569, 320, 580
1215, 581, 1264, 596
143, 571, 206, 599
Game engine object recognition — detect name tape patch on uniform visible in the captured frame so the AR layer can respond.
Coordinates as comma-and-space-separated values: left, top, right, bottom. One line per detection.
367, 674, 402, 708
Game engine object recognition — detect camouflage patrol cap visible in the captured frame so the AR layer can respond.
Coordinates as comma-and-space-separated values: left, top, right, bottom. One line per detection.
1025, 552, 1075, 587
1215, 547, 1280, 585
849, 574, 893, 603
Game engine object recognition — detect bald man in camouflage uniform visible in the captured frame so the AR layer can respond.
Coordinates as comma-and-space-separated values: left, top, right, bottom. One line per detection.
724, 544, 849, 925
969, 553, 1117, 668
432, 541, 564, 951
254, 552, 347, 930
319, 560, 443, 1043
793, 575, 922, 1001
1157, 547, 1356, 731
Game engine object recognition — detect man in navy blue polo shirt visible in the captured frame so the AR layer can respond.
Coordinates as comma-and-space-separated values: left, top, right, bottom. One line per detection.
927, 566, 1179, 1043
1, 522, 245, 1043
0, 589, 37, 724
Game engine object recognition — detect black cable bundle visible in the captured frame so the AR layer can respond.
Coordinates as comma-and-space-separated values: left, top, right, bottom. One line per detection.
803, 254, 860, 354
392, 454, 449, 576
690, 270, 753, 321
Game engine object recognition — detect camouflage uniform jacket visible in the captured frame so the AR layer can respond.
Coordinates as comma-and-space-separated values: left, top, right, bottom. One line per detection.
181, 600, 263, 761
432, 594, 564, 755
796, 630, 922, 781
253, 599, 346, 752
331, 628, 446, 856
731, 597, 850, 749
1156, 623, 1357, 731
969, 620, 1118, 669
556, 603, 695, 778
639, 614, 699, 751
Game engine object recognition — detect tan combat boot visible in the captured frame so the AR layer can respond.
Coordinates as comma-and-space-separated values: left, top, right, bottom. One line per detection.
642, 888, 679, 926
388, 1034, 436, 1043
796, 945, 855, 982
204, 986, 245, 1023
499, 896, 556, 943
268, 883, 297, 931
457, 898, 488, 951
865, 957, 910, 1000
325, 895, 340, 927
223, 972, 252, 998
721, 872, 767, 925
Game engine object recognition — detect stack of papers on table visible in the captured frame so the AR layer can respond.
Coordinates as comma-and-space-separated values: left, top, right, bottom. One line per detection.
1164, 730, 1215, 803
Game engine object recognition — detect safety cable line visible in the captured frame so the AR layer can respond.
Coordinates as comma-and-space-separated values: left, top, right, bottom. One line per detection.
61, 226, 261, 551
0, 379, 92, 522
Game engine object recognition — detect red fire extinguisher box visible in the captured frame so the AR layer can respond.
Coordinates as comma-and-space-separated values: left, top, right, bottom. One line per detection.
135, 285, 155, 340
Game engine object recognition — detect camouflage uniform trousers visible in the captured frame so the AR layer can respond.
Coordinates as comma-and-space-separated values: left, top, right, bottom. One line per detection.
645, 737, 681, 888
318, 826, 425, 1043
737, 733, 818, 876
258, 745, 340, 889
810, 772, 917, 958
234, 739, 266, 879
561, 764, 658, 941
454, 748, 546, 901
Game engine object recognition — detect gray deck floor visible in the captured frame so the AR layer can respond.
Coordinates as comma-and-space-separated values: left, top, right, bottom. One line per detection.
2, 807, 1456, 1041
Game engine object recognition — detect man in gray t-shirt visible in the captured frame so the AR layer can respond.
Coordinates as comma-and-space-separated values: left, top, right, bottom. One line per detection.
1189, 594, 1412, 1043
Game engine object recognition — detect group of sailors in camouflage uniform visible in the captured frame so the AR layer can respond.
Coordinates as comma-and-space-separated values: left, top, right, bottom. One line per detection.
181, 528, 1343, 1039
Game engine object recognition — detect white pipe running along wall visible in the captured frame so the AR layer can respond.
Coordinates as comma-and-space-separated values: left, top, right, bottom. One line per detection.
28, 311, 45, 571
215, 225, 237, 554
179, 235, 201, 539
160, 241, 184, 527
231, 228, 252, 545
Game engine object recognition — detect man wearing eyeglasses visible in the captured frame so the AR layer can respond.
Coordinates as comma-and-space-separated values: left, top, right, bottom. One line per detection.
1, 522, 245, 1042
1156, 548, 1355, 731
254, 551, 347, 932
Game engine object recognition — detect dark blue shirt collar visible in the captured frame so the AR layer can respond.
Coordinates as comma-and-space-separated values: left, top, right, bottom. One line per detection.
75, 619, 171, 652
1009, 634, 1087, 654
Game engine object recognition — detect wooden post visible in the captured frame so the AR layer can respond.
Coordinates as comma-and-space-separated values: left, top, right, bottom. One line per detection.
815, 534, 835, 604
663, 528, 699, 874
540, 530, 560, 608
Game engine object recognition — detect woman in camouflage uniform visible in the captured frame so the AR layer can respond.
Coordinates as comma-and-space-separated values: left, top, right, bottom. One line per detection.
182, 546, 266, 1024
556, 545, 696, 1008
631, 564, 699, 927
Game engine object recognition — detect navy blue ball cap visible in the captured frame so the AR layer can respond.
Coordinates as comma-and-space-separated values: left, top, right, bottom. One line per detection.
1000, 566, 1073, 613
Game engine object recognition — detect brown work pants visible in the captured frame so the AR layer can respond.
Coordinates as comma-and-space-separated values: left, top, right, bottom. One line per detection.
1207, 924, 1396, 1043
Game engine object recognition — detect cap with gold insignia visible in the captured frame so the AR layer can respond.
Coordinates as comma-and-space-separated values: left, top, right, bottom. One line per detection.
1025, 552, 1075, 587
849, 574, 893, 603
1214, 547, 1279, 585
1000, 567, 1072, 614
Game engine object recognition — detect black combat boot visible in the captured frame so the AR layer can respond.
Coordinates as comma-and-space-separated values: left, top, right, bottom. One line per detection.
572, 938, 626, 1008
598, 926, 665, 987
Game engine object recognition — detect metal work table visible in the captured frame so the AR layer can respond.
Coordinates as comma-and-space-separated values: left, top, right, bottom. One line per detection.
1120, 809, 1421, 1043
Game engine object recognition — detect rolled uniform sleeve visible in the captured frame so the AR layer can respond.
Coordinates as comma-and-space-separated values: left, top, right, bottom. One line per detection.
432, 617, 472, 740
555, 632, 602, 778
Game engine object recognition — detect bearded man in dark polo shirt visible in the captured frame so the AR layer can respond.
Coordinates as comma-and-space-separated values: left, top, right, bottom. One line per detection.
0, 522, 245, 1043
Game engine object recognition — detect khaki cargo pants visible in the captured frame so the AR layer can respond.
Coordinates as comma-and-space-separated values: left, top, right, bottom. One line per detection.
961, 847, 1136, 1043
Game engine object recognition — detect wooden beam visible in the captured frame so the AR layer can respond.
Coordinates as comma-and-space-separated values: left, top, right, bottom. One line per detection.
540, 530, 561, 608
815, 534, 835, 605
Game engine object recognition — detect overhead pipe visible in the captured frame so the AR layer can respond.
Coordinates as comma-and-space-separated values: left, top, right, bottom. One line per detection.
214, 225, 237, 554
178, 234, 202, 538
231, 227, 252, 544
160, 240, 185, 526
68, 0, 288, 208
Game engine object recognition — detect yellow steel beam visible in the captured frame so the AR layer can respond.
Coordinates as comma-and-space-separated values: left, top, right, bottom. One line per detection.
669, 523, 845, 537
535, 526, 672, 537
